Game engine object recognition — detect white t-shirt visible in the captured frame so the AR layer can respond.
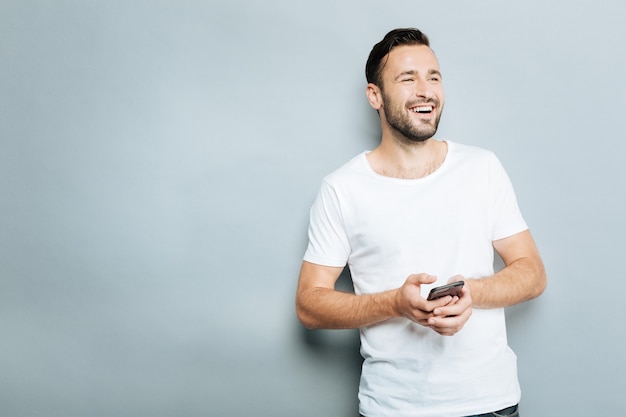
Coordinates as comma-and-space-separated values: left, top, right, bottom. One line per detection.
304, 141, 528, 417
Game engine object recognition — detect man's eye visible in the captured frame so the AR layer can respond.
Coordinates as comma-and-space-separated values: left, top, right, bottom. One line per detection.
402, 78, 414, 83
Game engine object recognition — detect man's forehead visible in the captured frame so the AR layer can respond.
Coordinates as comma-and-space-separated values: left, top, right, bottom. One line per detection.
386, 44, 440, 69
379, 48, 440, 82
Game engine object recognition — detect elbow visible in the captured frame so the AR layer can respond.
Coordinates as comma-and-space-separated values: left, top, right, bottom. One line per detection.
531, 266, 547, 300
295, 296, 320, 330
297, 311, 321, 330
297, 315, 318, 330
296, 306, 312, 329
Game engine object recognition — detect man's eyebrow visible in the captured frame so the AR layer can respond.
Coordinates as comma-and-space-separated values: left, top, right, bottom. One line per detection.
428, 69, 442, 78
394, 69, 442, 80
395, 70, 418, 80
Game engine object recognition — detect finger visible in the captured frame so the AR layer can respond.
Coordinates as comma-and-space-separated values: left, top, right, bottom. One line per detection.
429, 306, 472, 329
428, 316, 466, 336
432, 300, 463, 317
447, 274, 465, 284
406, 273, 437, 286
408, 307, 436, 322
434, 300, 472, 319
415, 317, 432, 326
424, 295, 457, 312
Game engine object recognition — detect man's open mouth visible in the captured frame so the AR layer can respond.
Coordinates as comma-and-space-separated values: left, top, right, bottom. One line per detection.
411, 105, 434, 114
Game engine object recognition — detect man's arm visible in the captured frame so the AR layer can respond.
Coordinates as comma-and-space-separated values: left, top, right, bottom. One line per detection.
463, 229, 546, 309
295, 261, 398, 329
296, 261, 472, 334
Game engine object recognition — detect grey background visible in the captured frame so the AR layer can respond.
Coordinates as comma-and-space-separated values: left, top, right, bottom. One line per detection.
1, 1, 624, 416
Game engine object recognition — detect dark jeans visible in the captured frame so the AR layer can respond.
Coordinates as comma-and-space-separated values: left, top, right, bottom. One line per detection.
467, 404, 519, 417
359, 403, 519, 417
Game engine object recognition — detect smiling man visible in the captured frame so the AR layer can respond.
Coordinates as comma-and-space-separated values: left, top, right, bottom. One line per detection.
296, 28, 546, 417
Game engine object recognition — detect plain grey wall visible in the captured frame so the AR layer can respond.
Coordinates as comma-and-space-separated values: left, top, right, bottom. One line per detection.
1, 1, 625, 416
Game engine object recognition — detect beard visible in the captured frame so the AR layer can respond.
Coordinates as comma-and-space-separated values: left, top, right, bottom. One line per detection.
382, 92, 443, 143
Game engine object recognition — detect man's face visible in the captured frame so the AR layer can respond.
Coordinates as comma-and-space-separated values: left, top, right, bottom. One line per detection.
377, 44, 445, 143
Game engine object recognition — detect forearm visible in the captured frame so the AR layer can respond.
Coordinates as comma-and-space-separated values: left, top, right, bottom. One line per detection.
296, 286, 399, 330
467, 256, 546, 309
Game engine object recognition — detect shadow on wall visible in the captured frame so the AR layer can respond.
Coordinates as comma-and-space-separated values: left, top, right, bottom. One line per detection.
300, 267, 361, 351
298, 267, 363, 415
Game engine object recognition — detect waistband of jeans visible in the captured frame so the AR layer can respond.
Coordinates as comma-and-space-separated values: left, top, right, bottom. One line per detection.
474, 403, 518, 417
493, 404, 518, 415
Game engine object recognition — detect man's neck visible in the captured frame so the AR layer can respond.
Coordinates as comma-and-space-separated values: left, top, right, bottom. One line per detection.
367, 138, 448, 179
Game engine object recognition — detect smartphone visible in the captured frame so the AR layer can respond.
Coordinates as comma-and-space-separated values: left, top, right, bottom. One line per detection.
427, 281, 464, 301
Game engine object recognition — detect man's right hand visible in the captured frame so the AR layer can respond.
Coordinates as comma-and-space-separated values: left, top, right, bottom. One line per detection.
395, 273, 472, 335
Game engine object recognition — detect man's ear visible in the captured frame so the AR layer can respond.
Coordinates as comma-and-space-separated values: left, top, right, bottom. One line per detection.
366, 83, 383, 111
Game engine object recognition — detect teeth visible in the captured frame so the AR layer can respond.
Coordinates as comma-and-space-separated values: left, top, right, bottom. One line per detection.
413, 106, 433, 113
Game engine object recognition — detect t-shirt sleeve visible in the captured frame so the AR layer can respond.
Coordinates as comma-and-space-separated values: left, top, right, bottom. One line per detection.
303, 180, 351, 267
490, 154, 528, 241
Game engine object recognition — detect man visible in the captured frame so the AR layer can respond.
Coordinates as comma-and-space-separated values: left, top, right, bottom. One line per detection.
295, 28, 546, 417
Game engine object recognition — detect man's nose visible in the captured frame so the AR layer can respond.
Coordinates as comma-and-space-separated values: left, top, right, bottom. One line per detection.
413, 78, 431, 98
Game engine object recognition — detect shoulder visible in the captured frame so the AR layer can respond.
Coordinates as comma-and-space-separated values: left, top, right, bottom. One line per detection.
445, 140, 505, 174
441, 141, 512, 186
321, 151, 371, 186
447, 140, 497, 162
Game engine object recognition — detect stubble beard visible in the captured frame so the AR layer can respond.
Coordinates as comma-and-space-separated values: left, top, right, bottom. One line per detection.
383, 94, 443, 144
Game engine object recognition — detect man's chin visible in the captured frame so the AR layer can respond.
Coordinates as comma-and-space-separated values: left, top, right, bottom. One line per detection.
387, 117, 439, 144
406, 126, 438, 143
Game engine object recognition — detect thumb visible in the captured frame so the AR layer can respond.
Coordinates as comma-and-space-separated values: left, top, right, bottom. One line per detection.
406, 273, 437, 286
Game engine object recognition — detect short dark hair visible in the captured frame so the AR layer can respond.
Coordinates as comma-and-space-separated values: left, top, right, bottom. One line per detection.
365, 28, 431, 86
